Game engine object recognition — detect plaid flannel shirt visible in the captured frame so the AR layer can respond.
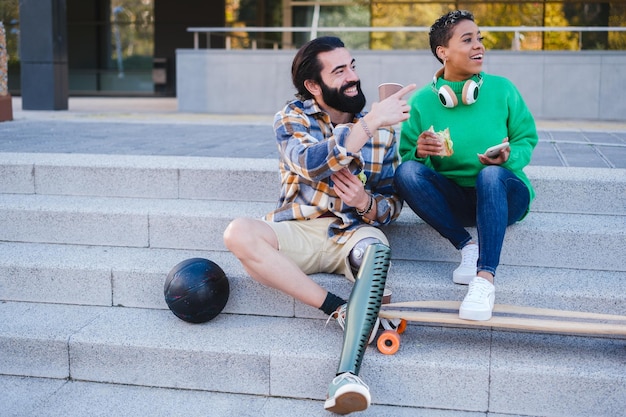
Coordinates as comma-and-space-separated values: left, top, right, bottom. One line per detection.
264, 98, 403, 244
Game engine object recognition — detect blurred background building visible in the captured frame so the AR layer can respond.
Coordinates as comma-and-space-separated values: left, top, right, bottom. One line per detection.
1, 0, 624, 107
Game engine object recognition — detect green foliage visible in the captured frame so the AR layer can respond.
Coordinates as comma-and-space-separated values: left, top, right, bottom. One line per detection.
0, 0, 19, 64
608, 3, 626, 50
227, 0, 283, 49
277, 1, 626, 51
370, 3, 443, 50
4, 0, 626, 67
0, 22, 7, 94
316, 5, 372, 49
111, 0, 155, 59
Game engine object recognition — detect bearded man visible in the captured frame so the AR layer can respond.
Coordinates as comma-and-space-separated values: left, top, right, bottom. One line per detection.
224, 36, 415, 415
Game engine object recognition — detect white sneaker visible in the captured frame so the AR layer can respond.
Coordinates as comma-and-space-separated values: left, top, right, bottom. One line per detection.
325, 303, 380, 345
324, 372, 371, 414
453, 243, 479, 284
326, 304, 348, 330
459, 277, 495, 321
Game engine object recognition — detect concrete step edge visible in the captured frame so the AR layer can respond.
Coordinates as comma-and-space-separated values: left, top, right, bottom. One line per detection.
1, 152, 624, 215
0, 374, 437, 417
1, 241, 625, 317
0, 196, 624, 271
1, 301, 625, 417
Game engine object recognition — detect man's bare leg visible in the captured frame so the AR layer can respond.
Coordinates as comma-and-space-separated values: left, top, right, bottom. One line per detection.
223, 217, 328, 308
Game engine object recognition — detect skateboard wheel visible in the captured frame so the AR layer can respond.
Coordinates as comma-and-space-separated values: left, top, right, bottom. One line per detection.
397, 319, 407, 334
377, 330, 400, 355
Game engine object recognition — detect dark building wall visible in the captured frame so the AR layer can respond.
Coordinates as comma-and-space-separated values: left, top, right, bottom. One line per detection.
66, 0, 109, 92
19, 0, 69, 109
154, 0, 225, 96
67, 0, 108, 69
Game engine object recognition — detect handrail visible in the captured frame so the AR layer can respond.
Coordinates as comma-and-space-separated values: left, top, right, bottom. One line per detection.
188, 26, 626, 50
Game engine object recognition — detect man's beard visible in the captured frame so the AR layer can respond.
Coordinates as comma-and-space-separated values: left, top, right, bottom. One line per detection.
320, 80, 366, 114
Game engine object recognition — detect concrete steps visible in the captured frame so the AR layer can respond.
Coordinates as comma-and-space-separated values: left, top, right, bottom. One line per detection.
2, 374, 442, 417
2, 241, 625, 316
0, 193, 623, 269
3, 300, 626, 417
1, 152, 625, 416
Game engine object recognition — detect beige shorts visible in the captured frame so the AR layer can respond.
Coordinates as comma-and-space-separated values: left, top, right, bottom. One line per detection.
264, 217, 388, 282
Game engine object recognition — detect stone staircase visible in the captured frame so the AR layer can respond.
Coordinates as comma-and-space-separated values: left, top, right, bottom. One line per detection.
1, 151, 625, 417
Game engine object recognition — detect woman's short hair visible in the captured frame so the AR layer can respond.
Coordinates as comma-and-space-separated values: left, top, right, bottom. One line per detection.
429, 10, 475, 63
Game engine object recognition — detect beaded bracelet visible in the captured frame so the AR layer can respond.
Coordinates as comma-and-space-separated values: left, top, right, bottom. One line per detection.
360, 119, 373, 138
356, 194, 374, 216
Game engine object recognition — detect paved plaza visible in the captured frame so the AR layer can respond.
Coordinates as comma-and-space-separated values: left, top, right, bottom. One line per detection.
1, 97, 625, 168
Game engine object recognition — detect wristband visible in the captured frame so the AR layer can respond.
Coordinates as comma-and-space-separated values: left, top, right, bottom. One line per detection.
356, 194, 374, 216
360, 119, 373, 139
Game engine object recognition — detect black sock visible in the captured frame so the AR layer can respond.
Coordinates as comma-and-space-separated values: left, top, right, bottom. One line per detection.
319, 292, 347, 316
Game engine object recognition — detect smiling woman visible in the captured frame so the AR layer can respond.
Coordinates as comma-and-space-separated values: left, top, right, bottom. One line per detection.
395, 9, 539, 322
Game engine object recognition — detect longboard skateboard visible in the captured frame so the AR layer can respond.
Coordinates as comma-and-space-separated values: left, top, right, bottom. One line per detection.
376, 300, 626, 355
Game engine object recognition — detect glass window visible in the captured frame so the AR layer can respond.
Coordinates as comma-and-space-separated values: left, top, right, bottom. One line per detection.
280, 1, 626, 51
226, 0, 282, 49
104, 0, 154, 92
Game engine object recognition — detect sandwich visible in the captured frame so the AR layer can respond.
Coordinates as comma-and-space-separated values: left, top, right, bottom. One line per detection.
428, 126, 453, 157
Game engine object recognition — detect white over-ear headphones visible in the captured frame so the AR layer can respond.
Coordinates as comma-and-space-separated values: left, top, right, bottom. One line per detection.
431, 67, 483, 108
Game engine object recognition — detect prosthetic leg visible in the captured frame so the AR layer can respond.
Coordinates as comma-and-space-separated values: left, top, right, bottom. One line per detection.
324, 243, 391, 414
338, 242, 391, 375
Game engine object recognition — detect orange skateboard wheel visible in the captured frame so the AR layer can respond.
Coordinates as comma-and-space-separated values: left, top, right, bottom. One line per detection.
377, 330, 400, 355
397, 319, 407, 334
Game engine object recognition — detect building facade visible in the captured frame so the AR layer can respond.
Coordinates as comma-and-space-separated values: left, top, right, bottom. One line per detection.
1, 0, 624, 109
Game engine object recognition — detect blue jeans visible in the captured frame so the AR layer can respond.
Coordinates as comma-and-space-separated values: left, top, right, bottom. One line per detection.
394, 162, 530, 277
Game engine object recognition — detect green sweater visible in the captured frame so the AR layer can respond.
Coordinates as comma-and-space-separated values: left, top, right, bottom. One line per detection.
399, 72, 538, 203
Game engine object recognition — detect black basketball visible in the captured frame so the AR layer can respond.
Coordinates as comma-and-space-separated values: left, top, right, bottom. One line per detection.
164, 258, 230, 323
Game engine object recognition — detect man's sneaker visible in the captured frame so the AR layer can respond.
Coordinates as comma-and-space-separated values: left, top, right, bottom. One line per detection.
453, 243, 479, 284
324, 372, 371, 414
459, 277, 495, 321
325, 303, 380, 345
326, 304, 348, 330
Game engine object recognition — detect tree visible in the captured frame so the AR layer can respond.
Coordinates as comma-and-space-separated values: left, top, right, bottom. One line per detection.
563, 2, 610, 50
